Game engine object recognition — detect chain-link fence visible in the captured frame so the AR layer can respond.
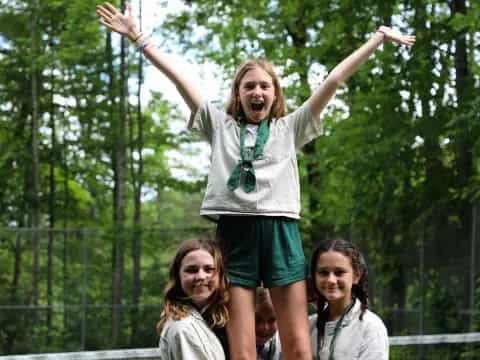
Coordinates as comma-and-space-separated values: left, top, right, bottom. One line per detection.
0, 226, 214, 354
0, 223, 479, 359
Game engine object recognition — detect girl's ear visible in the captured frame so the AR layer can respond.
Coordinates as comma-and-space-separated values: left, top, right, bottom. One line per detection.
353, 270, 363, 285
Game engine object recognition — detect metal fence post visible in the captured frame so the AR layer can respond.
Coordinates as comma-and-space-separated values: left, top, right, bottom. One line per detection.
470, 203, 477, 332
418, 223, 426, 360
81, 228, 89, 350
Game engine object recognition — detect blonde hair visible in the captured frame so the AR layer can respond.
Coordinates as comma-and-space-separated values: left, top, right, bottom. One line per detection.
156, 239, 229, 334
225, 59, 286, 120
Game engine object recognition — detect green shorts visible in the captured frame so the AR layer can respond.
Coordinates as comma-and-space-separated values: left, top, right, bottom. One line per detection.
216, 216, 308, 288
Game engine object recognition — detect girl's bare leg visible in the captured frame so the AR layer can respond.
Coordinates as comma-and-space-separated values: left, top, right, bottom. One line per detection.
226, 285, 256, 360
270, 280, 312, 360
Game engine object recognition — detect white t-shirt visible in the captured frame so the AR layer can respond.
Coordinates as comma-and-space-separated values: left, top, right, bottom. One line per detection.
158, 308, 226, 360
188, 101, 322, 220
309, 299, 389, 360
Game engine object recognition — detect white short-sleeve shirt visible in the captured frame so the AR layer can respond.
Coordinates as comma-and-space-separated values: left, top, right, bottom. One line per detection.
188, 101, 322, 220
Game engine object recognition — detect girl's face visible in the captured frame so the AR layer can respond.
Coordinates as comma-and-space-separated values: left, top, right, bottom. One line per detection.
238, 66, 277, 123
315, 250, 360, 308
255, 299, 277, 345
179, 249, 218, 308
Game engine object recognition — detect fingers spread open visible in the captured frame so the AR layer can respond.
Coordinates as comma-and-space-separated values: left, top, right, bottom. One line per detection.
403, 35, 416, 46
99, 18, 110, 28
104, 2, 118, 14
96, 6, 112, 20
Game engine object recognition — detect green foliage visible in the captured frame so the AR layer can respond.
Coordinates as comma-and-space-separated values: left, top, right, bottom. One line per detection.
162, 0, 480, 350
0, 0, 214, 353
0, 0, 479, 355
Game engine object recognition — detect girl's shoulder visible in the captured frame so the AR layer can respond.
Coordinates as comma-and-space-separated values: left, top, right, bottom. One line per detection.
361, 309, 387, 327
272, 100, 311, 122
162, 309, 203, 334
189, 100, 237, 134
347, 301, 386, 332
356, 308, 389, 341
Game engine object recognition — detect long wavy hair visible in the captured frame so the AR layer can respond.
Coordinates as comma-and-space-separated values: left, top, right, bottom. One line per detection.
156, 239, 229, 334
225, 59, 286, 120
310, 238, 369, 346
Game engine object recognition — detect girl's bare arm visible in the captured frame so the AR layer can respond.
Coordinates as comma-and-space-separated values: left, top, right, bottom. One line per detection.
96, 2, 203, 113
309, 26, 415, 119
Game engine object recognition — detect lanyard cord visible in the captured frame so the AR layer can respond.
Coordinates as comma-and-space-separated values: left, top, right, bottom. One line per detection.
316, 300, 355, 360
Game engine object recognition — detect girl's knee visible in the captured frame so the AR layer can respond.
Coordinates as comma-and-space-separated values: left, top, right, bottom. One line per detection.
281, 335, 312, 360
229, 350, 256, 360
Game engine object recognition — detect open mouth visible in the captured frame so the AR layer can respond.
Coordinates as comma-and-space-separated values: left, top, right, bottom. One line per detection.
251, 100, 264, 111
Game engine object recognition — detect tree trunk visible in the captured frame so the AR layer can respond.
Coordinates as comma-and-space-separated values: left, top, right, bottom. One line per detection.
30, 0, 41, 310
47, 26, 57, 346
111, 0, 128, 344
62, 103, 70, 347
452, 0, 469, 105
130, 0, 144, 345
451, 0, 475, 330
5, 234, 23, 353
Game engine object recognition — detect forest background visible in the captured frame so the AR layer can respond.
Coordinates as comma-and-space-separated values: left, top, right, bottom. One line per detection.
0, 0, 479, 358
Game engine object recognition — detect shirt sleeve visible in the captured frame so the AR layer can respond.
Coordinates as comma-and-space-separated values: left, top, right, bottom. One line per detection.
171, 324, 212, 360
287, 100, 323, 150
358, 320, 389, 360
159, 319, 213, 360
188, 101, 227, 144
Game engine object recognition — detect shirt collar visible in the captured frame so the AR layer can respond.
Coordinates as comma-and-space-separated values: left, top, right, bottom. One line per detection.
341, 298, 361, 326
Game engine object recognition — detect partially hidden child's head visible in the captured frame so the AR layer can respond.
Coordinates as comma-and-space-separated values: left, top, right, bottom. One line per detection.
226, 59, 286, 123
157, 239, 229, 333
310, 238, 369, 309
255, 287, 277, 346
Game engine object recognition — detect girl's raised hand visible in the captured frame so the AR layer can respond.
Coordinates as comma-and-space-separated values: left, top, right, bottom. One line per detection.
378, 25, 416, 46
96, 2, 139, 41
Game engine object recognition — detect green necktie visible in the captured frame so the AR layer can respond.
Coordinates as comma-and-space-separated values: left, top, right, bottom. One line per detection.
227, 119, 270, 193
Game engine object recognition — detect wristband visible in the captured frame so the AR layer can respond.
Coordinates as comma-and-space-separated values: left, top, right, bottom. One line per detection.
133, 34, 152, 52
131, 32, 143, 43
376, 26, 389, 41
142, 42, 155, 53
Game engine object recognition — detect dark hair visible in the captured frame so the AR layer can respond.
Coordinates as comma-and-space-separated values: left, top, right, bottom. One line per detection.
309, 238, 369, 347
225, 59, 286, 120
156, 239, 229, 333
255, 287, 273, 307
